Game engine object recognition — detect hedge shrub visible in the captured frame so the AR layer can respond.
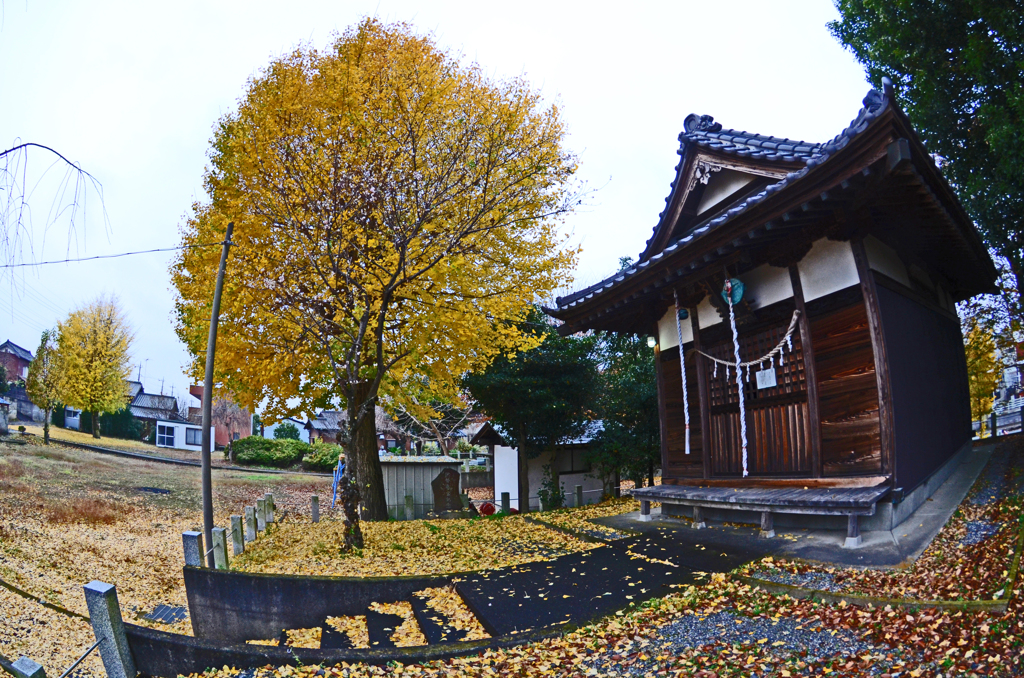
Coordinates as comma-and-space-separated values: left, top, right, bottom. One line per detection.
302, 442, 344, 472
231, 436, 312, 468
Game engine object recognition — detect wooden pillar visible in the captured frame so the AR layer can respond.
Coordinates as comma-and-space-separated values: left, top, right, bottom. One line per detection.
691, 309, 712, 479
654, 342, 671, 480
789, 266, 822, 477
851, 238, 896, 482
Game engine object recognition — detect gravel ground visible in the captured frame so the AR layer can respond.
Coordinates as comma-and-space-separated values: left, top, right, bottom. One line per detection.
970, 448, 1011, 505
581, 608, 889, 676
750, 569, 847, 593
961, 519, 1002, 546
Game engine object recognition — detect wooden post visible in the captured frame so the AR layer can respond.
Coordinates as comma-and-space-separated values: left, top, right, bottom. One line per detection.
851, 238, 895, 481
500, 492, 510, 514
991, 411, 998, 439
845, 514, 862, 549
575, 484, 583, 507
654, 342, 671, 480
690, 309, 712, 479
692, 506, 706, 529
759, 511, 775, 539
200, 221, 234, 568
311, 496, 320, 523
790, 266, 822, 477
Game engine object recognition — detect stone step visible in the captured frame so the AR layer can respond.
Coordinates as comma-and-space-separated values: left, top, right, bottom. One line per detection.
319, 621, 354, 649
408, 594, 470, 645
364, 609, 405, 649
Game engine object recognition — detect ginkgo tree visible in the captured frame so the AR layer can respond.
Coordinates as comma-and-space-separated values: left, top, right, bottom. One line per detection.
172, 19, 580, 520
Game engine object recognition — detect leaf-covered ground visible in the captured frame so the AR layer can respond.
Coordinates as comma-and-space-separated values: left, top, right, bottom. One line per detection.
539, 497, 649, 540
233, 513, 600, 578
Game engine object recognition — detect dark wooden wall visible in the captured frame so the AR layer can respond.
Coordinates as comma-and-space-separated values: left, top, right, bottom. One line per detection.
875, 283, 971, 492
809, 294, 883, 476
657, 346, 704, 478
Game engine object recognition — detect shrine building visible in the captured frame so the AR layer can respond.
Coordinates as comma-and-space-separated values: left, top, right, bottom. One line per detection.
544, 81, 996, 547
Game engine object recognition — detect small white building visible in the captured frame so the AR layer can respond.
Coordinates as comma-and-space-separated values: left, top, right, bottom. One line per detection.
154, 419, 214, 452
472, 421, 609, 511
64, 407, 82, 431
262, 416, 306, 440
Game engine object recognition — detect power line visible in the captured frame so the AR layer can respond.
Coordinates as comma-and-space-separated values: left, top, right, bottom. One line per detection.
0, 242, 226, 269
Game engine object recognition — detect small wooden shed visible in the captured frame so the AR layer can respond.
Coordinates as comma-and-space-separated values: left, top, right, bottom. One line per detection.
545, 82, 996, 543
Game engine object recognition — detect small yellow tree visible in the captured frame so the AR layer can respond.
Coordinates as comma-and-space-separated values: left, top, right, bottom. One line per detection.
55, 297, 134, 439
171, 20, 579, 521
964, 322, 999, 424
26, 329, 60, 444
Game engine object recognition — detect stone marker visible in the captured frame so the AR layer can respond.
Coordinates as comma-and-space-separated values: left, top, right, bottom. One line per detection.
244, 507, 256, 542
500, 492, 510, 514
230, 515, 244, 556
256, 499, 266, 531
212, 527, 228, 569
575, 485, 584, 508
83, 581, 136, 678
10, 657, 46, 678
431, 468, 462, 513
264, 493, 275, 523
182, 531, 204, 567
459, 493, 470, 509
404, 494, 415, 521
311, 495, 320, 523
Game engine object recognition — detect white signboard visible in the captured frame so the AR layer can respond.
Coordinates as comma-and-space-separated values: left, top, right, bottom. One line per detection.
756, 367, 777, 390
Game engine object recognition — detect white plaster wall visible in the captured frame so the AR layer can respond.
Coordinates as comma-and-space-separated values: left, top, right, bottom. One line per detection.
863, 235, 910, 287
558, 472, 606, 507
658, 306, 693, 350
697, 169, 757, 214
697, 296, 723, 329
155, 420, 213, 452
797, 238, 860, 302
526, 450, 555, 511
741, 263, 794, 310
493, 445, 520, 510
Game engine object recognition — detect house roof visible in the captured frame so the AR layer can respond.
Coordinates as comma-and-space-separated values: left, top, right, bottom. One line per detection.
306, 408, 402, 436
130, 392, 180, 422
0, 340, 33, 362
547, 82, 997, 334
126, 381, 144, 400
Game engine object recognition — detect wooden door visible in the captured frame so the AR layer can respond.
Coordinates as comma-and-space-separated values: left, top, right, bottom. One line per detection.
704, 318, 812, 476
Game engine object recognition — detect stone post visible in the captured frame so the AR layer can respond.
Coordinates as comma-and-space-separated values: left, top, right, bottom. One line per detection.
404, 494, 415, 521
991, 411, 998, 438
500, 492, 510, 514
759, 511, 775, 539
264, 493, 275, 523
311, 495, 320, 523
256, 499, 266, 531
575, 485, 583, 508
182, 531, 203, 567
83, 581, 136, 678
459, 493, 470, 510
638, 500, 652, 522
230, 515, 244, 556
244, 507, 256, 542
211, 527, 228, 569
10, 658, 45, 678
693, 506, 707, 530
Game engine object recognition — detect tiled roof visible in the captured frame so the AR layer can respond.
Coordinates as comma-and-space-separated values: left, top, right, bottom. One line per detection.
554, 85, 891, 312
130, 392, 180, 421
0, 340, 33, 362
307, 408, 402, 435
680, 113, 823, 162
127, 381, 143, 400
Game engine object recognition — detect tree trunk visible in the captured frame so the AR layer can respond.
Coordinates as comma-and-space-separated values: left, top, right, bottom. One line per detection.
648, 459, 655, 488
517, 426, 530, 513
348, 381, 388, 521
43, 407, 51, 445
92, 411, 101, 439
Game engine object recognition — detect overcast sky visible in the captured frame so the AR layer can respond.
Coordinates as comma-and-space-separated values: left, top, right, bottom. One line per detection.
0, 0, 871, 415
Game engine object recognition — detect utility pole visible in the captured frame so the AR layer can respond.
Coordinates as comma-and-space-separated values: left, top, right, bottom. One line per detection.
201, 222, 234, 568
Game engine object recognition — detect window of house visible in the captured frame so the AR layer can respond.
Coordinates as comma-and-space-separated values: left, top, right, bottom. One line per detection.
556, 448, 591, 475
157, 425, 175, 447
233, 432, 240, 441
185, 428, 202, 446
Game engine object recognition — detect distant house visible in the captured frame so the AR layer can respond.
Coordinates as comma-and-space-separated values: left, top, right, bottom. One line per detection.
63, 380, 181, 433
471, 420, 610, 511
187, 385, 251, 448
306, 408, 410, 452
262, 416, 306, 439
1, 341, 45, 423
154, 418, 214, 452
0, 340, 33, 381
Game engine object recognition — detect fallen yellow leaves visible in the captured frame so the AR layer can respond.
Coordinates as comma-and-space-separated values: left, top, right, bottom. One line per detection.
233, 514, 599, 578
368, 601, 426, 647
414, 586, 490, 641
326, 615, 369, 648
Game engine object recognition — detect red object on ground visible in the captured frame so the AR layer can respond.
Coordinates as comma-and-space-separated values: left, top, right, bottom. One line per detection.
509, 507, 519, 514
480, 502, 496, 516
